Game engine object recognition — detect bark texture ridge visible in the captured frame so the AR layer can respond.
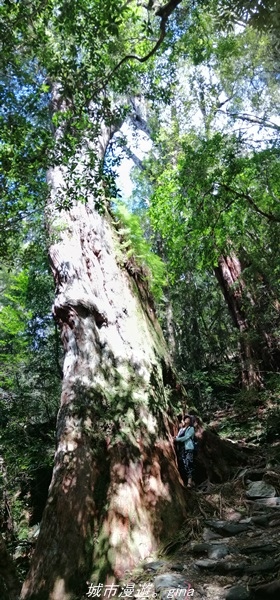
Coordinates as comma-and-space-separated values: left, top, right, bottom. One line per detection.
20, 144, 188, 600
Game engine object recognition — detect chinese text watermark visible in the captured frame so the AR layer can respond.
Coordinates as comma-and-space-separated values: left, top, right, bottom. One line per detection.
86, 582, 195, 598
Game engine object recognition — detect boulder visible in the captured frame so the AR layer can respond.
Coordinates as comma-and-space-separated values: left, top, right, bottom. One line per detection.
225, 586, 250, 600
246, 481, 276, 499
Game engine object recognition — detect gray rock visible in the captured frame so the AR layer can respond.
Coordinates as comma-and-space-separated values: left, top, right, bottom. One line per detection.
245, 558, 277, 573
202, 527, 222, 541
239, 518, 252, 524
254, 497, 280, 506
240, 513, 270, 526
154, 573, 192, 593
239, 543, 278, 555
143, 560, 165, 572
170, 564, 184, 572
190, 540, 231, 559
221, 523, 251, 535
196, 557, 280, 577
250, 515, 269, 526
224, 585, 250, 600
194, 559, 246, 574
246, 481, 276, 499
194, 558, 218, 570
190, 542, 210, 554
251, 579, 280, 598
246, 531, 262, 538
205, 520, 250, 536
208, 544, 229, 559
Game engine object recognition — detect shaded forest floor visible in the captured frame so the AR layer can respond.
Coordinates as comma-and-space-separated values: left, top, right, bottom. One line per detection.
6, 395, 280, 599
104, 404, 280, 600
208, 406, 280, 448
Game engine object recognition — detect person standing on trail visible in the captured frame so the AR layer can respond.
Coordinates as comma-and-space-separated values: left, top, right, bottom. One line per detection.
174, 415, 186, 482
174, 415, 195, 488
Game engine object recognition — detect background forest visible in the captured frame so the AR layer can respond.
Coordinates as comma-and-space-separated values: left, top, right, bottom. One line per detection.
0, 0, 280, 598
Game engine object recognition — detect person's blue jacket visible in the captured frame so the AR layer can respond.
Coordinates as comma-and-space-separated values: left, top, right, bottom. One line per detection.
175, 426, 194, 450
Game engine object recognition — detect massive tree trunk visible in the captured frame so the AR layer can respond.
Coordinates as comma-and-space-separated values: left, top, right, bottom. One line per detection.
20, 129, 189, 600
214, 254, 262, 388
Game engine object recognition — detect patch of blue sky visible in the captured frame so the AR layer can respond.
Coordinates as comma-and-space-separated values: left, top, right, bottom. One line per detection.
115, 122, 152, 201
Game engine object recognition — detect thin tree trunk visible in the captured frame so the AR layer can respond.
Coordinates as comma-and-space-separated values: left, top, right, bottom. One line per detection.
20, 130, 189, 600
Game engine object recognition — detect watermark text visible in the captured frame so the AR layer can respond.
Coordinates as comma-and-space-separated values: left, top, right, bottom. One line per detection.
86, 582, 195, 598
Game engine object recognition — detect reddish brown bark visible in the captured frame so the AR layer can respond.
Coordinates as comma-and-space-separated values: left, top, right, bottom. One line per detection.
214, 254, 262, 388
20, 144, 190, 598
194, 428, 248, 484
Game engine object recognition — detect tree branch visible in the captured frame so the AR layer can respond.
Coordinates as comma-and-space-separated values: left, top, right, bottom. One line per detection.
103, 0, 183, 85
218, 109, 280, 132
129, 96, 152, 136
125, 147, 144, 170
220, 183, 280, 223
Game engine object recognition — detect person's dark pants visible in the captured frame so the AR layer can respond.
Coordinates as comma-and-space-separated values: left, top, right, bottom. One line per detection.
177, 448, 194, 483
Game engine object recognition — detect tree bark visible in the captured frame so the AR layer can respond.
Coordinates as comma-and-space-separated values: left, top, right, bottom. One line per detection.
214, 254, 262, 388
0, 533, 21, 600
20, 131, 189, 600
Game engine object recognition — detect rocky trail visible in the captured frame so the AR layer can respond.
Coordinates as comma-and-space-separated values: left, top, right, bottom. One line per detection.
115, 459, 280, 600
137, 469, 280, 600
82, 405, 280, 600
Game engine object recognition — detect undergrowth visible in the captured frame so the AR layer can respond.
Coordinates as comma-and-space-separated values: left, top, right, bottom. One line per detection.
113, 203, 166, 302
